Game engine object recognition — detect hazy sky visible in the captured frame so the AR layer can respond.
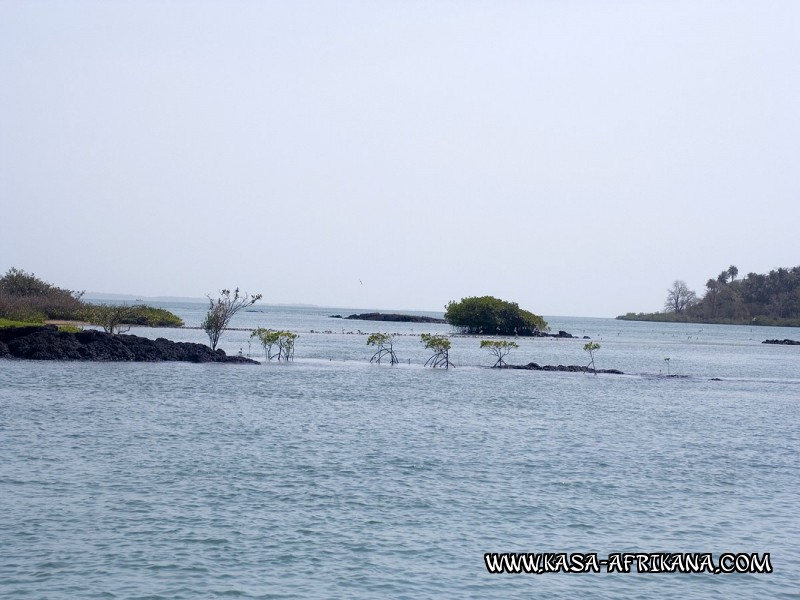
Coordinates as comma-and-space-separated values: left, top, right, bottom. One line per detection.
1, 1, 798, 316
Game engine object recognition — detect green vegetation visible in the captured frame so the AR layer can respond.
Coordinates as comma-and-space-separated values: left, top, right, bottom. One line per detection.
203, 288, 262, 350
618, 265, 800, 326
0, 267, 184, 329
0, 308, 47, 324
0, 317, 44, 329
480, 339, 518, 368
367, 332, 398, 365
0, 267, 84, 321
124, 305, 184, 327
420, 333, 453, 369
617, 311, 694, 323
251, 327, 279, 360
279, 332, 298, 361
82, 304, 135, 335
80, 304, 183, 333
250, 328, 297, 361
0, 317, 82, 332
445, 296, 547, 336
583, 342, 601, 375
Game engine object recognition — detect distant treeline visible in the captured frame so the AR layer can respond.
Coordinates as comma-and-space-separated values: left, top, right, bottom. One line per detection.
618, 265, 800, 327
0, 268, 183, 328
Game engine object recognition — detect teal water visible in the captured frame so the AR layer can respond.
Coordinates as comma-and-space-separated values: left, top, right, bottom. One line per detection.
1, 304, 798, 598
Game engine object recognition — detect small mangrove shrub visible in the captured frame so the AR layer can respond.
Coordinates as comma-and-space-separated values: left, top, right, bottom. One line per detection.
480, 339, 519, 368
367, 332, 398, 365
251, 328, 297, 361
583, 342, 601, 375
420, 333, 453, 369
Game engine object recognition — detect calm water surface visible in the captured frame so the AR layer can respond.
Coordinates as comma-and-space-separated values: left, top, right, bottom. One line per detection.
1, 304, 798, 598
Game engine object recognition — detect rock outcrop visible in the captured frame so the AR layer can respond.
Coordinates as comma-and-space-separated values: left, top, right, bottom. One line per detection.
0, 326, 257, 363
762, 339, 800, 346
338, 312, 447, 324
502, 362, 624, 374
535, 330, 580, 339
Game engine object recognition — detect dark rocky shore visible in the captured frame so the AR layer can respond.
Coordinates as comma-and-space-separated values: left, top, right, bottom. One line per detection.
0, 326, 257, 363
331, 312, 447, 324
762, 338, 800, 346
502, 362, 624, 374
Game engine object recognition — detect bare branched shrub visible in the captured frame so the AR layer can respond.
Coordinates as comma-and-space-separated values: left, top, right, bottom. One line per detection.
202, 288, 262, 350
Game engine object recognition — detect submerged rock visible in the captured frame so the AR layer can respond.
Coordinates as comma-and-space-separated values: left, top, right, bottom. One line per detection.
0, 325, 258, 364
502, 362, 624, 375
343, 312, 446, 324
534, 330, 579, 339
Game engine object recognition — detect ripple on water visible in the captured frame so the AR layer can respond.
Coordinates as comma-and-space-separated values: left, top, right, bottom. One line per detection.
1, 328, 798, 599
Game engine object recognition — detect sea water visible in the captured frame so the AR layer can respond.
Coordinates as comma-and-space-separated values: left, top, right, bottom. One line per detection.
1, 303, 798, 598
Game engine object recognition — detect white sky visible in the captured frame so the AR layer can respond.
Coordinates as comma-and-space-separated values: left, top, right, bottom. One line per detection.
1, 1, 798, 316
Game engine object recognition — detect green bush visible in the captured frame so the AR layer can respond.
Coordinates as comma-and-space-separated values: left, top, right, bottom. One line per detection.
0, 307, 47, 324
0, 267, 85, 320
125, 305, 184, 327
82, 304, 184, 332
0, 268, 184, 328
445, 296, 547, 336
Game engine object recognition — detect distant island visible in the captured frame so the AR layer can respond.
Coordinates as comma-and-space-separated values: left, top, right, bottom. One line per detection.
618, 265, 800, 327
331, 312, 446, 324
332, 297, 576, 338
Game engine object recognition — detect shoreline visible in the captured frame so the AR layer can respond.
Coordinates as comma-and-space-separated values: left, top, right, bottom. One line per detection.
0, 325, 257, 364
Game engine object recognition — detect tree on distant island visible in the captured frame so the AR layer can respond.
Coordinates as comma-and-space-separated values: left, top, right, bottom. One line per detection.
420, 333, 453, 369
619, 264, 800, 327
367, 332, 398, 365
480, 339, 518, 368
664, 280, 697, 314
445, 296, 547, 336
203, 288, 262, 350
